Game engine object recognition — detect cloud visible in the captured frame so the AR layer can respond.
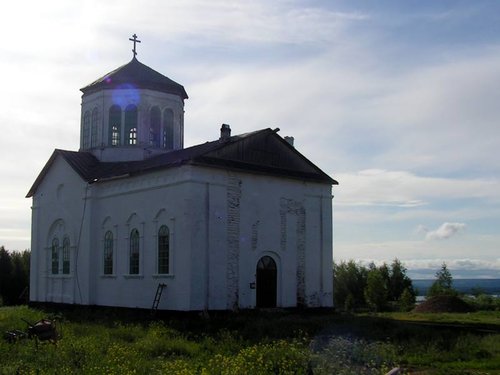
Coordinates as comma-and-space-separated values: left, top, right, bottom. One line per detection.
425, 222, 466, 240
334, 169, 500, 208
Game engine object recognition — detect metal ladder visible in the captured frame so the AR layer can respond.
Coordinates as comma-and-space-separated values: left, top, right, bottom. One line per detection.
151, 283, 167, 315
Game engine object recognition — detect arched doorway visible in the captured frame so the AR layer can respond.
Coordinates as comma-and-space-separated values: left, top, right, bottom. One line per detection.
256, 256, 277, 308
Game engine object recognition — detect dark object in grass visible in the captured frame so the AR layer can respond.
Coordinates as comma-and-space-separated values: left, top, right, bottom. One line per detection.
413, 295, 475, 313
3, 329, 28, 343
24, 318, 59, 343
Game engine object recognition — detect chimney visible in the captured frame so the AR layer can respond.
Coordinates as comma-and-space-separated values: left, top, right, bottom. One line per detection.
220, 124, 231, 142
284, 136, 294, 147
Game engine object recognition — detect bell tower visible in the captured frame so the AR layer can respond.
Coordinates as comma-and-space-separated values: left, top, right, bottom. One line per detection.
78, 35, 188, 162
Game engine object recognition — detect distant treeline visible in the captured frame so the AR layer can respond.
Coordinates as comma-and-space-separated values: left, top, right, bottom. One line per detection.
0, 246, 30, 306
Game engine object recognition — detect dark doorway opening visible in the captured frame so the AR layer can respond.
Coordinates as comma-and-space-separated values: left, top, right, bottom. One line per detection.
256, 256, 277, 308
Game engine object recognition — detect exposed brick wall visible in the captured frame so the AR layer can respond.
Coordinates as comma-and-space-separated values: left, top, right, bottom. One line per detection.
226, 174, 241, 310
280, 198, 306, 306
251, 220, 260, 252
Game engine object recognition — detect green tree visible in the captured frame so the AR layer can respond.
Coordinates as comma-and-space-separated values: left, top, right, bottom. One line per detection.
427, 262, 457, 297
398, 287, 416, 311
333, 261, 368, 311
388, 258, 416, 305
364, 269, 388, 312
0, 246, 13, 304
10, 250, 30, 304
0, 247, 30, 305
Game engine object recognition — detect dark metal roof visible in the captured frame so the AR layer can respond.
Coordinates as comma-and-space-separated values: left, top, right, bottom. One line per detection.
26, 129, 337, 197
80, 57, 188, 99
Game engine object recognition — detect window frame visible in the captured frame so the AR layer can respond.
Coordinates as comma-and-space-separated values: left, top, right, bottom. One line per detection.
157, 225, 170, 274
51, 238, 59, 275
62, 237, 70, 274
129, 228, 140, 275
103, 230, 114, 275
109, 105, 122, 146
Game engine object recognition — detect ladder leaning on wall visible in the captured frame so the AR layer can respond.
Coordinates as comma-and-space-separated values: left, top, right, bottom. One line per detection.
151, 283, 167, 315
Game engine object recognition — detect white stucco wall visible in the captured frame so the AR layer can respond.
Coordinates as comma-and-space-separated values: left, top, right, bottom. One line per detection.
29, 156, 87, 304
30, 160, 333, 310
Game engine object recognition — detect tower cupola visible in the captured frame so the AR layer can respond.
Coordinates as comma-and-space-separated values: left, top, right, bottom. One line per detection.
78, 35, 188, 162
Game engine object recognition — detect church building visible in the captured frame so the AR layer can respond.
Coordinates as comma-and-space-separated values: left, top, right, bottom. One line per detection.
27, 37, 338, 311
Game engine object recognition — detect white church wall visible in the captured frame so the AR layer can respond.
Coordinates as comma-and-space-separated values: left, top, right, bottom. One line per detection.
30, 157, 333, 311
185, 166, 333, 310
87, 165, 196, 310
29, 156, 88, 304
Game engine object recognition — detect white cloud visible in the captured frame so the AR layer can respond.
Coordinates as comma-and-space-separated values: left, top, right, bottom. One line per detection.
334, 169, 500, 208
424, 222, 466, 240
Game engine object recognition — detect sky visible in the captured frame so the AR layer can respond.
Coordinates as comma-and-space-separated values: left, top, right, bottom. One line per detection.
1, 0, 499, 279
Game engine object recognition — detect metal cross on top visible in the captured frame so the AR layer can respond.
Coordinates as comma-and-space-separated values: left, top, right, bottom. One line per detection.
129, 34, 141, 57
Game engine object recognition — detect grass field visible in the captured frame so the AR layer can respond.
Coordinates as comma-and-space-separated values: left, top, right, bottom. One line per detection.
1, 306, 499, 374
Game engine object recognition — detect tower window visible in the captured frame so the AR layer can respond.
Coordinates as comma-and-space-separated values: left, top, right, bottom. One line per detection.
109, 105, 122, 146
125, 105, 138, 146
150, 106, 161, 147
82, 111, 90, 150
129, 128, 137, 145
91, 108, 98, 148
163, 108, 174, 149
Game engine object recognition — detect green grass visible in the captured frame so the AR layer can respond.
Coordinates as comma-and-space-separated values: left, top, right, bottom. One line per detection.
1, 306, 499, 374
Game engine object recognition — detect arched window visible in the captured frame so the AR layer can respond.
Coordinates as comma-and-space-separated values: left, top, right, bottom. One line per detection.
129, 229, 140, 274
103, 231, 113, 275
163, 108, 174, 149
158, 225, 170, 274
62, 237, 70, 274
51, 238, 59, 274
91, 108, 99, 148
125, 105, 138, 145
82, 111, 90, 150
150, 106, 161, 147
109, 105, 122, 146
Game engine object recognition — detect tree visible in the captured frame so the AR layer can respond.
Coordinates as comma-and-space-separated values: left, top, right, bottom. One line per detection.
333, 261, 368, 311
398, 287, 416, 311
364, 269, 388, 312
0, 247, 30, 305
388, 258, 416, 305
427, 262, 457, 297
0, 246, 13, 304
10, 250, 30, 303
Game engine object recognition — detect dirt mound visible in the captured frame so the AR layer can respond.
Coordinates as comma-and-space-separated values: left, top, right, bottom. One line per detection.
414, 295, 475, 313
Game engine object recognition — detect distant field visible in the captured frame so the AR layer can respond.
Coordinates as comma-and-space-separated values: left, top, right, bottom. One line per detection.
1, 306, 499, 374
